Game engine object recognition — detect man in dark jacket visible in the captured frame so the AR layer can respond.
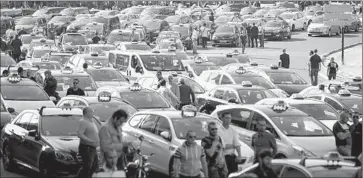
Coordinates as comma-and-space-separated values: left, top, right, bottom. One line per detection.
253, 150, 278, 178
279, 49, 290, 68
246, 24, 252, 47
66, 78, 85, 96
0, 38, 7, 51
92, 32, 101, 44
10, 35, 22, 62
178, 78, 195, 110
350, 113, 362, 157
250, 23, 259, 48
17, 27, 27, 36
44, 70, 58, 97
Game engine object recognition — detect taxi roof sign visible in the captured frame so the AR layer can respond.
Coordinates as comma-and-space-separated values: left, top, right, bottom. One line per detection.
61, 66, 74, 74
323, 152, 343, 162
7, 73, 21, 83
60, 103, 72, 110
98, 91, 112, 102
93, 62, 103, 69
270, 65, 279, 70
235, 66, 247, 74
241, 81, 253, 87
250, 62, 258, 66
338, 89, 351, 97
353, 76, 362, 82
272, 100, 289, 111
130, 82, 142, 91
181, 105, 197, 118
290, 94, 305, 100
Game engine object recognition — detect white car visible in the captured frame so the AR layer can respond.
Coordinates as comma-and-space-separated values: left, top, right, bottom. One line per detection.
279, 12, 308, 31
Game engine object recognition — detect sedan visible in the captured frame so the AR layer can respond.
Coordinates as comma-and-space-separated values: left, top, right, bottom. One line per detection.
263, 20, 292, 40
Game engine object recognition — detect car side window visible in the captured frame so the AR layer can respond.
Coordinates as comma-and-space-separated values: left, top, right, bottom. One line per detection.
35, 73, 44, 85
324, 97, 344, 112
212, 89, 225, 100
27, 114, 39, 131
281, 166, 309, 178
57, 99, 71, 107
143, 78, 155, 88
139, 115, 158, 133
199, 72, 211, 82
154, 116, 171, 137
220, 75, 233, 84
223, 89, 238, 102
208, 73, 222, 84
229, 109, 252, 129
14, 113, 33, 130
129, 114, 147, 128
250, 112, 276, 135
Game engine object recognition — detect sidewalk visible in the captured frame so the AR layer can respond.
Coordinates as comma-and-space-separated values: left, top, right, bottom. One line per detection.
322, 44, 362, 79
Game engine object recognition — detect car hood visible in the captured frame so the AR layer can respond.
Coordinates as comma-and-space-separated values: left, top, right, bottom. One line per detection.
43, 136, 80, 153
264, 27, 281, 31
274, 84, 310, 95
15, 25, 34, 30
288, 136, 336, 156
95, 81, 130, 87
138, 107, 176, 111
214, 33, 234, 37
309, 23, 328, 28
4, 100, 55, 113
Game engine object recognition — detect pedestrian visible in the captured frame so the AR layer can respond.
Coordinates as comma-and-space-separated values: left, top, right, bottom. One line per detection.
246, 24, 252, 47
43, 70, 58, 97
92, 32, 101, 44
209, 12, 214, 22
200, 23, 209, 48
0, 37, 7, 51
2, 70, 9, 77
156, 70, 165, 89
66, 78, 86, 96
77, 107, 99, 178
178, 78, 195, 109
93, 149, 126, 178
10, 35, 22, 62
99, 109, 128, 170
201, 122, 228, 178
327, 57, 339, 80
318, 84, 325, 92
47, 23, 56, 40
258, 23, 264, 48
309, 50, 314, 56
250, 23, 258, 48
240, 24, 247, 54
218, 112, 242, 175
309, 49, 322, 86
168, 75, 180, 100
332, 112, 352, 156
253, 150, 278, 178
157, 79, 180, 108
26, 69, 36, 82
17, 27, 27, 36
192, 26, 199, 54
199, 101, 216, 114
17, 67, 27, 78
251, 117, 277, 163
173, 130, 209, 178
279, 49, 290, 69
350, 113, 362, 157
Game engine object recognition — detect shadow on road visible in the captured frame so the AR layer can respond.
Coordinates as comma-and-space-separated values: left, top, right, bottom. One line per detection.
268, 38, 307, 42
291, 31, 307, 35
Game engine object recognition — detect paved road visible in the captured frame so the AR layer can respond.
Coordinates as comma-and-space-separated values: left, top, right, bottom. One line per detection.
1, 30, 362, 178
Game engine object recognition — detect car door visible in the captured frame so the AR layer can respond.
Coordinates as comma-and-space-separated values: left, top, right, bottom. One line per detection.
150, 116, 173, 173
228, 108, 253, 144
298, 13, 305, 29
136, 115, 159, 160
23, 113, 43, 168
280, 165, 310, 178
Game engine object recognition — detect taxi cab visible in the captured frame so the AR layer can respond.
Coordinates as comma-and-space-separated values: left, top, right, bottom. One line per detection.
84, 44, 116, 55
8, 62, 40, 78
229, 152, 361, 178
65, 52, 110, 72
155, 31, 181, 44
169, 24, 193, 50
0, 104, 102, 177
116, 41, 152, 52
59, 33, 88, 52
122, 105, 255, 176
256, 94, 342, 130
154, 38, 185, 52
79, 22, 106, 39
212, 24, 240, 47
210, 101, 336, 159
1, 74, 55, 112
56, 92, 137, 122
27, 45, 59, 62
31, 59, 64, 71
34, 67, 98, 97
0, 96, 15, 129
1, 52, 16, 74
196, 81, 278, 109
44, 51, 73, 66
94, 83, 176, 111
84, 64, 130, 87
20, 34, 43, 51
182, 55, 220, 78
204, 51, 253, 67
28, 38, 56, 54
305, 90, 363, 114
107, 29, 142, 45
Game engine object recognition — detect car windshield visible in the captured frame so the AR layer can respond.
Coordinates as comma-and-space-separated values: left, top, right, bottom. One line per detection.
90, 102, 137, 122
119, 91, 170, 109
270, 116, 333, 136
309, 166, 360, 178
60, 8, 74, 16
2, 85, 49, 101
165, 16, 179, 23
30, 41, 55, 50
231, 75, 275, 89
54, 76, 97, 91
215, 26, 233, 33
140, 54, 184, 71
172, 116, 221, 139
340, 98, 363, 113
90, 46, 116, 54
254, 9, 269, 16
159, 41, 184, 50
267, 72, 307, 84
32, 62, 63, 70
32, 49, 55, 58
293, 104, 339, 121
33, 9, 47, 16
141, 8, 162, 17
280, 13, 294, 19
63, 34, 87, 45
124, 44, 151, 51
107, 32, 141, 44
82, 24, 104, 34
189, 64, 219, 76
142, 21, 161, 30
21, 36, 42, 44
238, 89, 277, 104
87, 69, 127, 82
83, 57, 109, 67
265, 21, 282, 27
18, 17, 37, 25
49, 16, 68, 23
41, 115, 99, 136
1, 55, 16, 67
171, 26, 189, 37
49, 54, 71, 65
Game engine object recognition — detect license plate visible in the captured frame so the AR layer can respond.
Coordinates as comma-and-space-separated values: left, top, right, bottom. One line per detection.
220, 40, 228, 43
265, 33, 272, 36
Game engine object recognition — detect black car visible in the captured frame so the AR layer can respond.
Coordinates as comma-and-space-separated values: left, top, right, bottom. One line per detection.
47, 16, 76, 35
0, 107, 101, 177
212, 24, 240, 47
137, 19, 170, 42
263, 20, 292, 40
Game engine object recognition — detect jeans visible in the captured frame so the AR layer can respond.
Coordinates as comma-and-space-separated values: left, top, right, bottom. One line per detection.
247, 34, 251, 47
337, 145, 351, 156
258, 35, 264, 47
209, 165, 228, 178
224, 154, 238, 175
192, 39, 198, 54
251, 36, 258, 48
328, 73, 336, 80
310, 68, 319, 86
202, 37, 208, 48
77, 144, 98, 178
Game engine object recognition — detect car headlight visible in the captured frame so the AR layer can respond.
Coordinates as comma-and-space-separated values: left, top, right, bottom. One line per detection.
55, 151, 75, 161
292, 145, 315, 158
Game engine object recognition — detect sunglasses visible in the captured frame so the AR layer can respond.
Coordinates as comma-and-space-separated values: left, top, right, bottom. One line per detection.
73, 82, 79, 85
188, 135, 196, 139
210, 128, 218, 131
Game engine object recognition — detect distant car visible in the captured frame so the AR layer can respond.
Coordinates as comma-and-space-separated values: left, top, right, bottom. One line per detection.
263, 20, 292, 40
308, 17, 341, 37
47, 15, 76, 35
279, 12, 308, 31
107, 29, 142, 45
15, 16, 47, 34
59, 7, 90, 16
212, 24, 240, 47
164, 15, 194, 26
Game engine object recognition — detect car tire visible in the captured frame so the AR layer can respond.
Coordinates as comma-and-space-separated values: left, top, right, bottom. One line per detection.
292, 24, 295, 31
355, 25, 359, 32
302, 23, 306, 30
2, 143, 17, 172
328, 30, 332, 37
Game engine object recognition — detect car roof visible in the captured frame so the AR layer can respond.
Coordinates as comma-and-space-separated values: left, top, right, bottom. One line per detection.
61, 95, 131, 105
135, 110, 214, 120
259, 98, 328, 105
48, 70, 91, 77
99, 86, 156, 93
254, 66, 295, 73
216, 84, 266, 90
183, 60, 216, 66
1, 77, 39, 86
226, 70, 261, 77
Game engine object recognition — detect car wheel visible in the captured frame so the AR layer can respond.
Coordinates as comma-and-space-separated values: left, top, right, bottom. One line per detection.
328, 29, 332, 37
292, 24, 295, 31
3, 143, 17, 172
302, 23, 306, 30
355, 26, 359, 32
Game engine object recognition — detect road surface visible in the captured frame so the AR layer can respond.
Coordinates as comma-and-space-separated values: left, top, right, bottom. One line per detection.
1, 29, 362, 178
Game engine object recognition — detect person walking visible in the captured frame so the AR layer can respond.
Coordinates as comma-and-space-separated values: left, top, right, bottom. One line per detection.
327, 57, 339, 80
178, 78, 195, 109
92, 32, 101, 44
240, 24, 247, 54
43, 70, 58, 97
168, 75, 180, 100
200, 23, 209, 48
173, 130, 209, 178
251, 117, 277, 163
218, 112, 242, 175
258, 23, 264, 48
332, 112, 352, 156
253, 150, 278, 178
66, 78, 86, 96
202, 122, 228, 178
192, 26, 200, 54
350, 113, 362, 157
157, 80, 180, 108
10, 35, 22, 62
156, 70, 165, 89
93, 150, 126, 178
246, 24, 252, 48
250, 23, 259, 48
99, 109, 128, 170
309, 49, 322, 86
279, 49, 290, 69
17, 67, 26, 78
77, 107, 100, 178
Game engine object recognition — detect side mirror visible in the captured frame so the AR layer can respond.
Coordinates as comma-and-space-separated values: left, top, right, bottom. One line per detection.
160, 131, 171, 141
50, 96, 57, 102
28, 130, 37, 137
7, 107, 15, 114
138, 135, 144, 141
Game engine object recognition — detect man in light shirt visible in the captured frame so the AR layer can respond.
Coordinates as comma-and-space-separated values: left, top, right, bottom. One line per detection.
200, 23, 209, 48
218, 112, 242, 175
93, 150, 126, 178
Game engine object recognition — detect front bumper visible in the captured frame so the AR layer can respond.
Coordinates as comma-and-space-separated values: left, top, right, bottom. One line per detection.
52, 159, 81, 176
264, 32, 282, 39
212, 39, 235, 45
308, 31, 328, 36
